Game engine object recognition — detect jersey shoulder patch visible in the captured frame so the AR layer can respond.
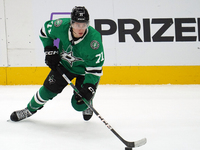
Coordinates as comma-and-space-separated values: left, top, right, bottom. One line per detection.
54, 19, 63, 27
90, 40, 100, 50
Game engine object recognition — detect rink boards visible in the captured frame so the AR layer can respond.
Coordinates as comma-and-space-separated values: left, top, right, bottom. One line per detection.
1, 0, 200, 85
0, 66, 200, 85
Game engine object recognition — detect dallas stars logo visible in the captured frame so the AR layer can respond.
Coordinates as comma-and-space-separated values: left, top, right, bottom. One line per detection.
48, 75, 56, 85
61, 46, 83, 67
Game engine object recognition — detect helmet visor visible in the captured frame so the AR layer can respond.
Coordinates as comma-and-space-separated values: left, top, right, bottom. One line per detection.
71, 22, 89, 29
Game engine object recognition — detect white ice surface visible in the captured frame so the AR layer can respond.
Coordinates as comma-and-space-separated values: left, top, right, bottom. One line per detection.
0, 85, 200, 150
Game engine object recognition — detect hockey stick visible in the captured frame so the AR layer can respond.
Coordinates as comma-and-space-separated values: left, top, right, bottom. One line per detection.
57, 66, 147, 148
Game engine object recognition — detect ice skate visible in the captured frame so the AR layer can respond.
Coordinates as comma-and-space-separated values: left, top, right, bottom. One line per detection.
10, 108, 36, 122
83, 106, 93, 121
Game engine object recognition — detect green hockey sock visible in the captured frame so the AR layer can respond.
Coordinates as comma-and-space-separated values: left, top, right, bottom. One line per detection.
27, 86, 57, 112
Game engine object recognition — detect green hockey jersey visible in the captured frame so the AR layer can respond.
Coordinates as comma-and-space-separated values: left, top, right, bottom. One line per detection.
39, 18, 104, 85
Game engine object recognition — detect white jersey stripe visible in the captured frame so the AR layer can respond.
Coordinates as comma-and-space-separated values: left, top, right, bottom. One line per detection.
85, 71, 103, 77
86, 67, 102, 71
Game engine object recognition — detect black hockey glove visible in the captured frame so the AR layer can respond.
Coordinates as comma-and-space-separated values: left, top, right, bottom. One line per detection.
44, 46, 60, 71
75, 83, 96, 105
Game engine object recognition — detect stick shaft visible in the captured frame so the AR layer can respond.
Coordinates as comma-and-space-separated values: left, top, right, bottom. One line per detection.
57, 66, 132, 147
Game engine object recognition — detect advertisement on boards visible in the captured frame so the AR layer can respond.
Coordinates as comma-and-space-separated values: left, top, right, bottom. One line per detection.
32, 0, 200, 67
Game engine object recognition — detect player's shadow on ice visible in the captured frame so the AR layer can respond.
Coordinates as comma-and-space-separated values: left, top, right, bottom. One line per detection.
17, 118, 110, 140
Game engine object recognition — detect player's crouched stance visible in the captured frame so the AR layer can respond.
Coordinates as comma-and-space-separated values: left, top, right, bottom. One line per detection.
10, 6, 104, 122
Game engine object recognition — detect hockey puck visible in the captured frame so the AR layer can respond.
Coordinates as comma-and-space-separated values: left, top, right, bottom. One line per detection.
125, 147, 132, 150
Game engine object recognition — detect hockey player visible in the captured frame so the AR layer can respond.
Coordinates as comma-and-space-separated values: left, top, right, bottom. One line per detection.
10, 6, 104, 121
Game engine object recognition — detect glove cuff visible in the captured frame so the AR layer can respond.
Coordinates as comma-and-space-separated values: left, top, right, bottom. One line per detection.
78, 83, 96, 101
44, 46, 58, 52
82, 83, 96, 94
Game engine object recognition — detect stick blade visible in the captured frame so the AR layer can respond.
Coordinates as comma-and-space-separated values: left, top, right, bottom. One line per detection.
134, 138, 147, 148
123, 138, 147, 148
